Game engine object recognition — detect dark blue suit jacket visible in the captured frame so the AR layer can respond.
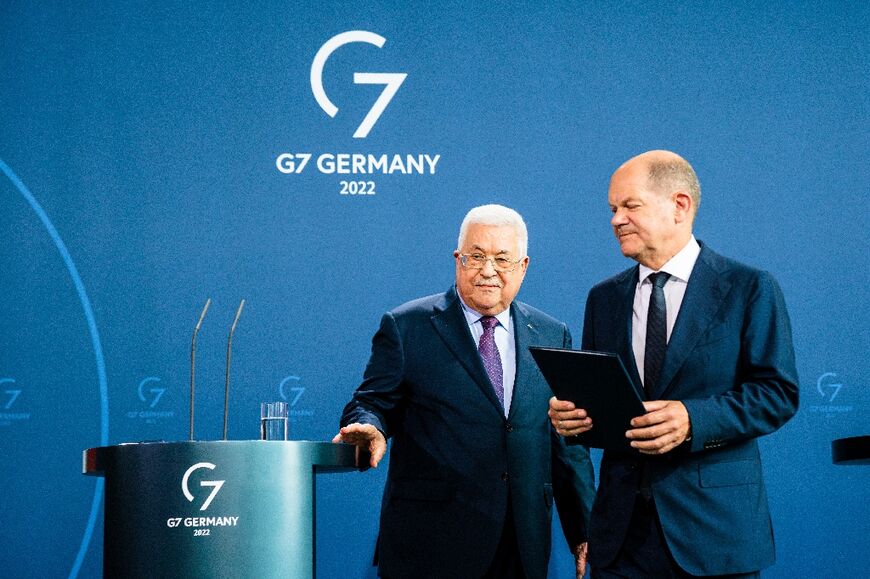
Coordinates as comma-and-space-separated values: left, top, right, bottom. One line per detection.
341, 287, 595, 579
582, 243, 799, 575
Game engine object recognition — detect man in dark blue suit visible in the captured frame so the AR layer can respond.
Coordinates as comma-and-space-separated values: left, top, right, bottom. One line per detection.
335, 205, 595, 579
550, 151, 799, 578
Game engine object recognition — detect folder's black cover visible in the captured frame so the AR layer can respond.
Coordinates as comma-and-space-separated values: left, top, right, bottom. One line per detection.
529, 347, 646, 451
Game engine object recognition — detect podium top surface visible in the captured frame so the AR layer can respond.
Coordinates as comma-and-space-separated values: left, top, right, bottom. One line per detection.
83, 440, 360, 476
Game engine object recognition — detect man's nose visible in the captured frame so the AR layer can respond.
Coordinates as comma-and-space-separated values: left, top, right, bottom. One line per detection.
480, 258, 498, 276
611, 210, 627, 227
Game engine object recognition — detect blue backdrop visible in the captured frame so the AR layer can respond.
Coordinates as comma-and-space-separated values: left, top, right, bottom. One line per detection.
1, 1, 868, 577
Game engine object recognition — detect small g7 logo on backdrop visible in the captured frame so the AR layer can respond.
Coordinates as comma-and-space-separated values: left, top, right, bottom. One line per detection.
311, 30, 407, 138
182, 462, 225, 511
1, 378, 20, 410
279, 375, 305, 406
137, 376, 165, 408
816, 372, 844, 402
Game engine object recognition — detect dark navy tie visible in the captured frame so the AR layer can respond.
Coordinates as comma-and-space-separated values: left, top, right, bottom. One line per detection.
644, 272, 671, 392
478, 316, 504, 406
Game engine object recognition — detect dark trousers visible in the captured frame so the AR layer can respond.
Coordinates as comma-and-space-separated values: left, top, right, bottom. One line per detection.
592, 497, 760, 579
483, 502, 526, 579
380, 502, 525, 579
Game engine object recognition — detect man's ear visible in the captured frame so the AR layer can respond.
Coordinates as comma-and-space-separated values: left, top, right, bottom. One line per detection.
673, 191, 693, 223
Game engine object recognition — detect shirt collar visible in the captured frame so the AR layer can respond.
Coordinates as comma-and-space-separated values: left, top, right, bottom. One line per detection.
457, 290, 512, 330
638, 235, 701, 284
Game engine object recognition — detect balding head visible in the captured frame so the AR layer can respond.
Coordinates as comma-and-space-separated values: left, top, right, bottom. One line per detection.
616, 150, 701, 216
608, 150, 698, 269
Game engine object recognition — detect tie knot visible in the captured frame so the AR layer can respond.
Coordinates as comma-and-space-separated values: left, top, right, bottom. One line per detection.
649, 272, 670, 289
480, 316, 498, 331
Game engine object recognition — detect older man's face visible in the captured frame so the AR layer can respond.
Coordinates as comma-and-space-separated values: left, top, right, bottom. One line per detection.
454, 224, 528, 316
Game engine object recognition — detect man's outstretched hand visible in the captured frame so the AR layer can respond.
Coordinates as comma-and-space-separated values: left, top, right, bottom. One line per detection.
332, 423, 387, 468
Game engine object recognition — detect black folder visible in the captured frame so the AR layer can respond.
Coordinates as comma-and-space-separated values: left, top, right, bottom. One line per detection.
529, 347, 646, 451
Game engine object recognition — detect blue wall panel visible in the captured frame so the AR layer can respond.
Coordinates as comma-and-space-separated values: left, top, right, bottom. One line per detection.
1, 1, 867, 577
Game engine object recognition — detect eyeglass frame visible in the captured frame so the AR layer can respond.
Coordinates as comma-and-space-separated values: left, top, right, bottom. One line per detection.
457, 252, 525, 273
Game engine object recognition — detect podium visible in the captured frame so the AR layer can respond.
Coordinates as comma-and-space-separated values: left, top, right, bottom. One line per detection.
83, 441, 358, 578
832, 435, 870, 465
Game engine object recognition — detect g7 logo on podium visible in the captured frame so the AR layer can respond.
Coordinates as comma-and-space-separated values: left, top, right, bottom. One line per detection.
310, 30, 407, 138
182, 462, 225, 511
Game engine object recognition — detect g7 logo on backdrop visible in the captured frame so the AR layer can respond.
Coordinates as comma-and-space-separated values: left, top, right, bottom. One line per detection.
816, 372, 844, 402
138, 376, 166, 408
279, 375, 304, 406
311, 30, 407, 138
182, 462, 225, 511
127, 375, 175, 422
809, 371, 853, 415
1, 378, 21, 410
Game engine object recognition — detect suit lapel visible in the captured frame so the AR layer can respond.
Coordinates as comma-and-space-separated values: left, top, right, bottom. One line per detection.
430, 288, 505, 414
615, 268, 645, 398
653, 246, 728, 399
508, 302, 537, 420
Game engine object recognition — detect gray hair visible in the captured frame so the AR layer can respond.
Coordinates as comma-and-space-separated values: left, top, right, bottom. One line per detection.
648, 157, 701, 213
457, 204, 528, 257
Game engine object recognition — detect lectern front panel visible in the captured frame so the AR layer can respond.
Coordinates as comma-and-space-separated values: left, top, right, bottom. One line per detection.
84, 441, 356, 578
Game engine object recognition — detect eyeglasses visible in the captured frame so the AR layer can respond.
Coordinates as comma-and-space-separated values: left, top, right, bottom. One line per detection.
458, 253, 524, 273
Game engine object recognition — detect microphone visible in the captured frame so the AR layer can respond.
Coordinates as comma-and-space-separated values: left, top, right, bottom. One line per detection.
223, 299, 245, 440
190, 298, 212, 441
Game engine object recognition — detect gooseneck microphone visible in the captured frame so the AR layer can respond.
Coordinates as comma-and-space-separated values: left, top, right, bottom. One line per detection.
189, 298, 212, 441
223, 299, 246, 440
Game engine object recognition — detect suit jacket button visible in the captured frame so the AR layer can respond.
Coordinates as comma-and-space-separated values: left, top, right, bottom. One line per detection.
505, 423, 514, 432
501, 472, 509, 481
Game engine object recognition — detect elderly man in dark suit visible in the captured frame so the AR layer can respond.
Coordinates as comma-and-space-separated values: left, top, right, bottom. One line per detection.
335, 204, 595, 579
550, 151, 799, 578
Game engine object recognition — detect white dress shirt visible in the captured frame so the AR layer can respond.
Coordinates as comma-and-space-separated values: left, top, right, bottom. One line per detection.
632, 236, 701, 386
458, 294, 516, 417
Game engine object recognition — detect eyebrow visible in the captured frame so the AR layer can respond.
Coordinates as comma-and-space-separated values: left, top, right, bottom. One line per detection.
611, 197, 642, 206
467, 245, 514, 256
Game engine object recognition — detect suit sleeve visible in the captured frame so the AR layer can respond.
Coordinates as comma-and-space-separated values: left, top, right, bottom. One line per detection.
682, 271, 800, 452
551, 324, 596, 546
339, 311, 406, 438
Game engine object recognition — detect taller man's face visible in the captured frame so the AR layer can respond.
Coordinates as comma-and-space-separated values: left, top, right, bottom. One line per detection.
454, 224, 528, 316
608, 161, 681, 270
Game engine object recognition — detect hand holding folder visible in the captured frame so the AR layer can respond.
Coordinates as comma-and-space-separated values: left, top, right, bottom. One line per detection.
530, 347, 646, 451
